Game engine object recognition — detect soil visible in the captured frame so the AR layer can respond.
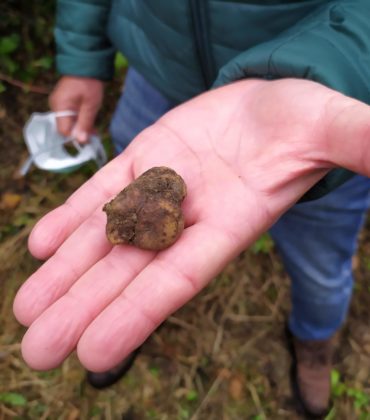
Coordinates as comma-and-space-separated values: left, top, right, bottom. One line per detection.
1, 84, 370, 420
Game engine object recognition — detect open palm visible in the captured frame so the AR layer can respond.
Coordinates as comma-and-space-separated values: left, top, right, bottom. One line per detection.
13, 78, 370, 371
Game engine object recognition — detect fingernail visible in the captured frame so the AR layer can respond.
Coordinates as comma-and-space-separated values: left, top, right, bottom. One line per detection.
72, 128, 88, 143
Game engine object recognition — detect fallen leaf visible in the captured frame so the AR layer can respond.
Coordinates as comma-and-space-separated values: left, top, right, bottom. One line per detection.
228, 375, 244, 401
0, 392, 27, 407
66, 407, 80, 420
0, 192, 22, 210
218, 368, 231, 380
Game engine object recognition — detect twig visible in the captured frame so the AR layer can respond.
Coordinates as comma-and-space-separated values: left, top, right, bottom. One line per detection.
212, 324, 224, 355
40, 408, 51, 420
5, 379, 46, 390
167, 316, 198, 331
225, 313, 274, 323
0, 73, 50, 94
0, 405, 18, 418
190, 372, 225, 420
247, 383, 266, 419
237, 328, 270, 358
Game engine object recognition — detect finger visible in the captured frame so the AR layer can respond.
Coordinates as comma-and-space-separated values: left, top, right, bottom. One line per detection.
28, 154, 134, 260
323, 96, 370, 175
56, 115, 76, 137
77, 215, 258, 372
20, 245, 155, 370
14, 208, 112, 326
72, 101, 100, 143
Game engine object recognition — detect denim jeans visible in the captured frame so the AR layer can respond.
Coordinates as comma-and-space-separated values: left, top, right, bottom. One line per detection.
110, 68, 370, 341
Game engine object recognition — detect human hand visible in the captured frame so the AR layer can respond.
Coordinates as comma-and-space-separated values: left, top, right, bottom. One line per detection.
49, 76, 104, 143
14, 78, 370, 371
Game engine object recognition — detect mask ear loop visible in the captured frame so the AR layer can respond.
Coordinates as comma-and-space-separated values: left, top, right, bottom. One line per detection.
19, 156, 34, 176
54, 110, 82, 152
54, 110, 78, 119
19, 110, 79, 176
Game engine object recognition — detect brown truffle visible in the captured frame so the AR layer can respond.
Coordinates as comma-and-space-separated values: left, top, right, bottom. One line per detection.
103, 167, 187, 251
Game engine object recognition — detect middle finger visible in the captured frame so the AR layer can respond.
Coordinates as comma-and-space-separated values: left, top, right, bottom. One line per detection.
20, 244, 155, 370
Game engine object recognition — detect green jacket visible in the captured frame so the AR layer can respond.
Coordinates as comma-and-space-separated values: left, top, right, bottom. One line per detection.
55, 0, 370, 200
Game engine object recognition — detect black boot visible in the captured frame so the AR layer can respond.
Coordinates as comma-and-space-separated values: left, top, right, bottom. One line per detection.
286, 327, 334, 418
86, 348, 141, 389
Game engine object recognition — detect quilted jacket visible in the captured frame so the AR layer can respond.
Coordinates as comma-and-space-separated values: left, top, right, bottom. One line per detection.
55, 0, 370, 199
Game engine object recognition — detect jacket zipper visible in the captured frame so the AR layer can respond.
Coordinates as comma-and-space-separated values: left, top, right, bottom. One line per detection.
189, 0, 216, 89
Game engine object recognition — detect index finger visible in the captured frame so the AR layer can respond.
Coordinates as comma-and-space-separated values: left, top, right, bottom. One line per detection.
29, 153, 134, 260
55, 115, 76, 138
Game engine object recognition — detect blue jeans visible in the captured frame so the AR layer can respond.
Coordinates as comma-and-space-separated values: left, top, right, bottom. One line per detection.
110, 68, 370, 341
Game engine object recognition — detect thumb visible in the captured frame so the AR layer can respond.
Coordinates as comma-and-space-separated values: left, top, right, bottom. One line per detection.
324, 96, 370, 177
56, 115, 77, 138
72, 102, 100, 143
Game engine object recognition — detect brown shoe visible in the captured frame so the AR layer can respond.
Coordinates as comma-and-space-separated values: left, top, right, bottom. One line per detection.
286, 327, 334, 418
86, 348, 141, 389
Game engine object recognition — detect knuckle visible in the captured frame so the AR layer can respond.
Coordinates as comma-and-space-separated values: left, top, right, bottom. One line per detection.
57, 120, 72, 136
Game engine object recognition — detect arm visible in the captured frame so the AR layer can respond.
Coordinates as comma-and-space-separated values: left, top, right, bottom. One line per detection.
50, 0, 115, 141
214, 0, 370, 200
55, 0, 115, 80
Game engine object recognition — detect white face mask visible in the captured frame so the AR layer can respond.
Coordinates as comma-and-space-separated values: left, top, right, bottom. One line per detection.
20, 111, 107, 175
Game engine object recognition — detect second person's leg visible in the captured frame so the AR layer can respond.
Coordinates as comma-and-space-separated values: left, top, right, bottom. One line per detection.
270, 174, 370, 415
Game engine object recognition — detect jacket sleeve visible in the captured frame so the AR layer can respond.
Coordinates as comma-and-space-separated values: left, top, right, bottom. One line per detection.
213, 0, 370, 200
55, 0, 115, 81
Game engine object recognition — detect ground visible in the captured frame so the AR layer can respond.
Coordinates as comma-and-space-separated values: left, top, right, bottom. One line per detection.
1, 76, 370, 420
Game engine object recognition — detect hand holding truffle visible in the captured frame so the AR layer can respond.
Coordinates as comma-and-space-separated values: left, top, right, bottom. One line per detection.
14, 78, 370, 372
